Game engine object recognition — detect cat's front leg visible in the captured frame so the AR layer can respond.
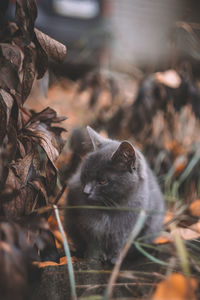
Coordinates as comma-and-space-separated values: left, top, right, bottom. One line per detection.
100, 244, 123, 264
84, 239, 101, 261
100, 253, 118, 264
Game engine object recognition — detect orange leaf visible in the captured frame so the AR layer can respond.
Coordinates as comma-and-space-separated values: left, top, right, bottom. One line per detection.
152, 273, 197, 300
165, 141, 182, 157
60, 256, 67, 264
189, 199, 200, 217
48, 214, 64, 229
33, 256, 79, 268
48, 215, 58, 228
164, 211, 174, 225
53, 230, 64, 247
174, 162, 186, 176
33, 261, 58, 268
59, 256, 79, 265
154, 235, 171, 244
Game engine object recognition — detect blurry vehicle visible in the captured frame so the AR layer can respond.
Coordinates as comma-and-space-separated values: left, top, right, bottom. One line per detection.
7, 0, 111, 69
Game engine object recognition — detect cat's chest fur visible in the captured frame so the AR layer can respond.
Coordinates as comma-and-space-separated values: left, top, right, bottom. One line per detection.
65, 126, 165, 263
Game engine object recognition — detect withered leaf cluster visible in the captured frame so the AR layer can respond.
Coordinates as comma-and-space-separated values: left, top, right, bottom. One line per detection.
0, 1, 67, 298
0, 0, 67, 219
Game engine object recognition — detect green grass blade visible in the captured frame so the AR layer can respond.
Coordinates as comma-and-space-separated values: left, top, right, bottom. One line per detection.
134, 242, 168, 266
170, 223, 190, 277
104, 210, 147, 300
53, 205, 77, 300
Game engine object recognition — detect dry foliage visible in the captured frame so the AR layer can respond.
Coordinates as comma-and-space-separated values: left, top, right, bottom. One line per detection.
0, 0, 67, 298
152, 273, 197, 300
0, 0, 67, 218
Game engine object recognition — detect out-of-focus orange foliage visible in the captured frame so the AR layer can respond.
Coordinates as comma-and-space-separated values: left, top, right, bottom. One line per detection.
174, 161, 187, 176
155, 210, 200, 244
152, 273, 197, 300
48, 214, 60, 229
34, 261, 58, 268
48, 214, 75, 251
165, 140, 183, 158
155, 70, 181, 88
48, 214, 64, 248
164, 210, 174, 224
190, 199, 200, 217
59, 256, 79, 265
48, 214, 64, 249
154, 211, 173, 244
154, 235, 171, 244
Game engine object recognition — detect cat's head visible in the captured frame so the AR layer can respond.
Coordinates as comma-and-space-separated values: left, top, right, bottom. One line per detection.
80, 127, 140, 206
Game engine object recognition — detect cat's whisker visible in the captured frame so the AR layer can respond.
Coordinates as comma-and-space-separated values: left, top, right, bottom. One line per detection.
102, 199, 109, 207
105, 197, 117, 208
103, 197, 112, 207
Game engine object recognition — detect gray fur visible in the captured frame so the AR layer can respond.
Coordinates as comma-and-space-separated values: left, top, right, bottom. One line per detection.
65, 127, 165, 263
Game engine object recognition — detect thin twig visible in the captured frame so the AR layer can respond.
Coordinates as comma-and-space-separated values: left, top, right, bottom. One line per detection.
104, 210, 147, 300
78, 282, 156, 296
53, 204, 77, 300
54, 183, 67, 205
170, 222, 190, 277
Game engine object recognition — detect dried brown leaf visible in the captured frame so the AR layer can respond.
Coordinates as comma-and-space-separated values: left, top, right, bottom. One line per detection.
30, 178, 49, 208
10, 152, 38, 185
27, 123, 59, 164
14, 0, 48, 97
44, 159, 57, 195
0, 89, 14, 123
0, 43, 22, 95
23, 108, 66, 165
15, 0, 37, 37
0, 93, 7, 144
1, 167, 35, 218
1, 43, 23, 70
0, 0, 66, 220
28, 106, 67, 124
21, 45, 36, 103
35, 28, 67, 63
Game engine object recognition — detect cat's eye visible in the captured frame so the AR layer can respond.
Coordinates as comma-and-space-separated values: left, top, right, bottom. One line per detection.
98, 179, 107, 185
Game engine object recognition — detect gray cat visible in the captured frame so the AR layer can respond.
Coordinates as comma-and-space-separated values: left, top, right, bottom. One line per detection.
65, 126, 165, 264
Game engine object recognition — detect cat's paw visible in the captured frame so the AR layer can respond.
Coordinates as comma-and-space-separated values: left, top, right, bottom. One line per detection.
99, 253, 118, 265
99, 252, 109, 264
110, 256, 118, 265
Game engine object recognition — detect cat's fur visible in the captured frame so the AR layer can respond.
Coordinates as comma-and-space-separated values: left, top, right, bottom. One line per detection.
65, 126, 165, 263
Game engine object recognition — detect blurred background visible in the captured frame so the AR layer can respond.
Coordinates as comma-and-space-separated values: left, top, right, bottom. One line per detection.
7, 0, 200, 75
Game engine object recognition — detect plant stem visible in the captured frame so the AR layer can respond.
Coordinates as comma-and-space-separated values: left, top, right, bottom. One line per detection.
104, 210, 147, 300
53, 204, 77, 300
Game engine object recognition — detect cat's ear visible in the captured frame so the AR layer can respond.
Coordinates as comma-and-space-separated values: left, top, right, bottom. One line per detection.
111, 141, 136, 172
87, 126, 107, 151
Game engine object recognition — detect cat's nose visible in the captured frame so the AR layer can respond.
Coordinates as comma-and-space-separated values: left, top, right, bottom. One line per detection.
84, 183, 93, 195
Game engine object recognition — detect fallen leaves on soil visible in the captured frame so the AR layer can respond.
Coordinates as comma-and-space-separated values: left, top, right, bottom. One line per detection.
152, 273, 197, 300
